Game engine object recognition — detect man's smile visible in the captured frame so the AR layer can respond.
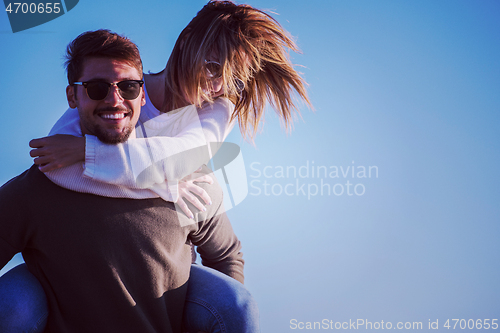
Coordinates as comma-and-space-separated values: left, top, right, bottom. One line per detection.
95, 108, 133, 123
100, 113, 128, 120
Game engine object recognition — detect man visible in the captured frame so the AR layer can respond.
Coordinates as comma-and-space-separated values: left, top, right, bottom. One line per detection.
0, 30, 255, 332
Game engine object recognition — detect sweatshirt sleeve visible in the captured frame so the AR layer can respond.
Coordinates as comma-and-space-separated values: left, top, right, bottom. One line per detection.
0, 171, 30, 270
86, 98, 235, 189
193, 211, 244, 284
188, 168, 244, 283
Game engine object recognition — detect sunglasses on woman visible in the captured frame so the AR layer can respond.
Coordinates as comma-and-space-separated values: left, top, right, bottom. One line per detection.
204, 60, 245, 93
72, 80, 144, 101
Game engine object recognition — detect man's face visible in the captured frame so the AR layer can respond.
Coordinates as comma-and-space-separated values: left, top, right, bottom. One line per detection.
66, 57, 145, 144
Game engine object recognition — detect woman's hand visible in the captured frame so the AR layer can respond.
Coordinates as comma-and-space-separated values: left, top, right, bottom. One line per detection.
29, 134, 85, 172
175, 170, 214, 219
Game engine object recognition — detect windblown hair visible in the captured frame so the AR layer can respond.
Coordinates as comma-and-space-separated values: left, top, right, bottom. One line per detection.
65, 29, 143, 84
161, 0, 311, 140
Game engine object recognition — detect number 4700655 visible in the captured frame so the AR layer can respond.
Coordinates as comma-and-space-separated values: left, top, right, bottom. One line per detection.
444, 319, 498, 330
5, 2, 61, 14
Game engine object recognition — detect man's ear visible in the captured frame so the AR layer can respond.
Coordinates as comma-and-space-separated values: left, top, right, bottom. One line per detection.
141, 87, 146, 106
66, 85, 77, 109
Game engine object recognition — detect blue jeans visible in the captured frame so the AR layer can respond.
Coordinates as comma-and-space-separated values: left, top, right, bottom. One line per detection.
0, 264, 259, 333
0, 264, 48, 333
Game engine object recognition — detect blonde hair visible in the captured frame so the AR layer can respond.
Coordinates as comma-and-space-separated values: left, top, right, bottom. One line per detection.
161, 0, 311, 140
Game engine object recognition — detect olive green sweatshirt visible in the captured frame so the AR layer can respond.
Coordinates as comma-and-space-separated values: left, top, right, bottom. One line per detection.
0, 165, 243, 333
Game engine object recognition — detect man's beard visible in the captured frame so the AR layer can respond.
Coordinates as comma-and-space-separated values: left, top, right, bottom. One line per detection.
80, 107, 135, 144
93, 124, 133, 144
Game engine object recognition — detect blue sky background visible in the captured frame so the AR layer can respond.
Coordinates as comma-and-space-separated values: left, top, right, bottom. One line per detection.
1, 0, 499, 331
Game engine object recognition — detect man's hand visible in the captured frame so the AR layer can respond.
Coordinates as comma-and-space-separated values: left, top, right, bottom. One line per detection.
29, 134, 85, 172
175, 171, 214, 219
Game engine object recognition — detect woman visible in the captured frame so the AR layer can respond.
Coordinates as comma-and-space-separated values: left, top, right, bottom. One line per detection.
1, 1, 310, 332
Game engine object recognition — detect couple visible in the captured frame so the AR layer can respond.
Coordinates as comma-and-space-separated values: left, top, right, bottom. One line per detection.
0, 1, 310, 332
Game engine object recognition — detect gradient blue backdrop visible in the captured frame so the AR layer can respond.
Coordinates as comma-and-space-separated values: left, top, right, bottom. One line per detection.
1, 1, 499, 331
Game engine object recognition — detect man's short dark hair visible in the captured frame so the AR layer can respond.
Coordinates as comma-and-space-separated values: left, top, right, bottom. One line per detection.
65, 29, 143, 84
